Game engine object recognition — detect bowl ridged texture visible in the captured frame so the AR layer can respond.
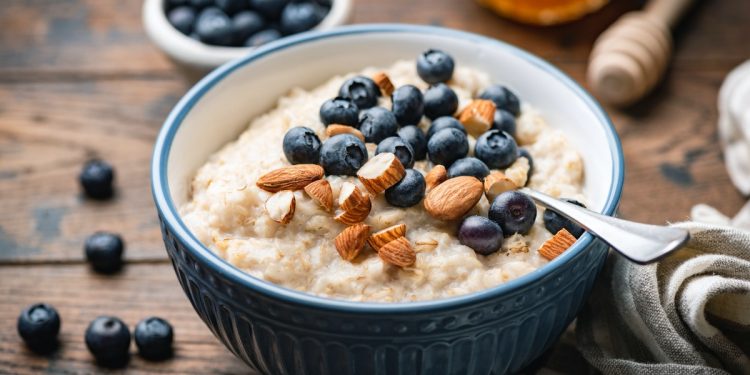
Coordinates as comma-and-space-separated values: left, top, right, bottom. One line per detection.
159, 216, 607, 375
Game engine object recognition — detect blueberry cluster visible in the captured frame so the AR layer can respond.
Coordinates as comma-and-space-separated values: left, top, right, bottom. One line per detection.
165, 0, 331, 47
17, 303, 174, 368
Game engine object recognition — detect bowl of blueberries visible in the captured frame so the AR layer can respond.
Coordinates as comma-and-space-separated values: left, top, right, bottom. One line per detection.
143, 0, 352, 74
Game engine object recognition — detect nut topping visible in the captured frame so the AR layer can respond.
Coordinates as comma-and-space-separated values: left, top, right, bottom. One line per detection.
378, 237, 416, 267
304, 179, 333, 212
256, 164, 324, 192
334, 182, 371, 225
367, 223, 406, 250
334, 223, 371, 261
357, 153, 406, 194
372, 71, 395, 96
458, 99, 496, 137
423, 176, 483, 221
264, 190, 296, 224
484, 171, 519, 201
325, 124, 365, 142
425, 165, 448, 191
538, 228, 577, 260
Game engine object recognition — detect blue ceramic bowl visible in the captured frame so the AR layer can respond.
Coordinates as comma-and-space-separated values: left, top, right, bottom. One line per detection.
151, 24, 623, 375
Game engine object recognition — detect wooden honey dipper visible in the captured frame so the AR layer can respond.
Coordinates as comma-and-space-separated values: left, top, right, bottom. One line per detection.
587, 0, 698, 106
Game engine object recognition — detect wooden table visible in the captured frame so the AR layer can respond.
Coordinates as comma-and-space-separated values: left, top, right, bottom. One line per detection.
1, 0, 747, 373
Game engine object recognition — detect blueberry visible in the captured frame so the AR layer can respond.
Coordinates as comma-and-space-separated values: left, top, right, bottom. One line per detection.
135, 317, 174, 361
85, 316, 131, 368
280, 2, 324, 35
244, 29, 281, 47
282, 126, 321, 164
518, 148, 534, 182
358, 107, 398, 144
231, 11, 265, 44
167, 0, 189, 8
416, 49, 455, 84
423, 83, 458, 120
385, 169, 425, 207
479, 85, 521, 116
492, 109, 516, 137
249, 0, 289, 20
216, 0, 247, 15
319, 97, 358, 127
458, 216, 504, 255
319, 134, 368, 176
544, 199, 586, 238
376, 136, 415, 169
489, 191, 537, 236
167, 6, 196, 35
195, 7, 233, 46
17, 303, 61, 353
397, 125, 427, 160
447, 157, 490, 181
427, 128, 469, 167
189, 0, 214, 9
474, 130, 518, 169
79, 159, 115, 200
391, 85, 424, 126
426, 116, 465, 140
85, 232, 125, 274
339, 76, 380, 109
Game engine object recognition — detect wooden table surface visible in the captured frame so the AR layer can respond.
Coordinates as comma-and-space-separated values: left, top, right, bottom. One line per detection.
1, 0, 748, 373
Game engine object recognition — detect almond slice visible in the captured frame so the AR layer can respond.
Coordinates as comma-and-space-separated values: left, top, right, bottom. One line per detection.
357, 153, 406, 194
325, 124, 365, 142
458, 99, 496, 137
333, 207, 371, 225
256, 164, 324, 192
334, 223, 371, 261
372, 71, 395, 96
378, 237, 416, 267
538, 229, 577, 260
304, 179, 333, 212
423, 176, 484, 221
484, 171, 519, 201
264, 190, 296, 224
367, 223, 406, 250
425, 165, 448, 191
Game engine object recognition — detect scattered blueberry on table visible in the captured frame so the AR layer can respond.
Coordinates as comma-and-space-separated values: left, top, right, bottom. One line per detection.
85, 316, 131, 368
79, 159, 115, 200
544, 199, 587, 238
84, 232, 125, 274
489, 191, 537, 236
17, 303, 61, 354
166, 0, 330, 47
458, 216, 504, 255
376, 136, 415, 169
385, 169, 426, 208
134, 317, 174, 361
283, 126, 321, 164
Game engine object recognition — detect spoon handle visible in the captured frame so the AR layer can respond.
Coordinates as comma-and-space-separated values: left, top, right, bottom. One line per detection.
520, 188, 690, 264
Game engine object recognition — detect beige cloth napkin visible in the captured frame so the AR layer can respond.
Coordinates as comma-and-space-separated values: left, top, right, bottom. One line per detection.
574, 61, 750, 374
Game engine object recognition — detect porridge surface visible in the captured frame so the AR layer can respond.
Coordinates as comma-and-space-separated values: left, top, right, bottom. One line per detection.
179, 60, 586, 302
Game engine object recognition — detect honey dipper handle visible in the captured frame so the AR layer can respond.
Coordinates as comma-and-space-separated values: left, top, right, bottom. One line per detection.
644, 0, 696, 29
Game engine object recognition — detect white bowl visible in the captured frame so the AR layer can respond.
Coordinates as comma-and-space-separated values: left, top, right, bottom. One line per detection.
142, 0, 352, 73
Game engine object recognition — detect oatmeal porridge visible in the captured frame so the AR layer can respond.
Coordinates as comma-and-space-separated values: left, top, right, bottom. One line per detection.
180, 52, 586, 302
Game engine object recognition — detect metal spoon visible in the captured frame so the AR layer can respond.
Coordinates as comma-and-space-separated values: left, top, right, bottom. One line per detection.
520, 188, 690, 264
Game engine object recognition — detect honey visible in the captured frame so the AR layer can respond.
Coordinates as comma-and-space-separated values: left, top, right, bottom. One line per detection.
478, 0, 609, 26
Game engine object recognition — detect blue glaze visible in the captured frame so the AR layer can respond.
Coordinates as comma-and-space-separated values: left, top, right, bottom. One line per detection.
151, 24, 624, 374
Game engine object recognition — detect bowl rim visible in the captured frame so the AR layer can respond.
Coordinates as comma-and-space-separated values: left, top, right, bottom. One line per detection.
151, 23, 624, 314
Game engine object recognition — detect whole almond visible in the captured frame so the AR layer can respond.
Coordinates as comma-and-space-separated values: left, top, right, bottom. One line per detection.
367, 223, 406, 250
264, 190, 296, 224
425, 165, 448, 191
378, 237, 416, 267
458, 99, 496, 137
372, 71, 395, 96
484, 171, 518, 201
334, 223, 371, 261
423, 176, 483, 220
538, 229, 577, 260
256, 164, 324, 192
326, 124, 365, 142
304, 179, 333, 212
357, 153, 406, 194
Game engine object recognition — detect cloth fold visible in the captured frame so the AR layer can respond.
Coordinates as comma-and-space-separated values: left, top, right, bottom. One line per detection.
576, 223, 750, 374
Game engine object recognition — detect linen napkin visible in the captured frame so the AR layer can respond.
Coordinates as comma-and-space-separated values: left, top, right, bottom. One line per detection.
574, 60, 750, 375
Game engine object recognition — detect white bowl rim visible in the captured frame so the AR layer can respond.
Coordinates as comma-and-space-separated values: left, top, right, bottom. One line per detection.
151, 24, 624, 313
